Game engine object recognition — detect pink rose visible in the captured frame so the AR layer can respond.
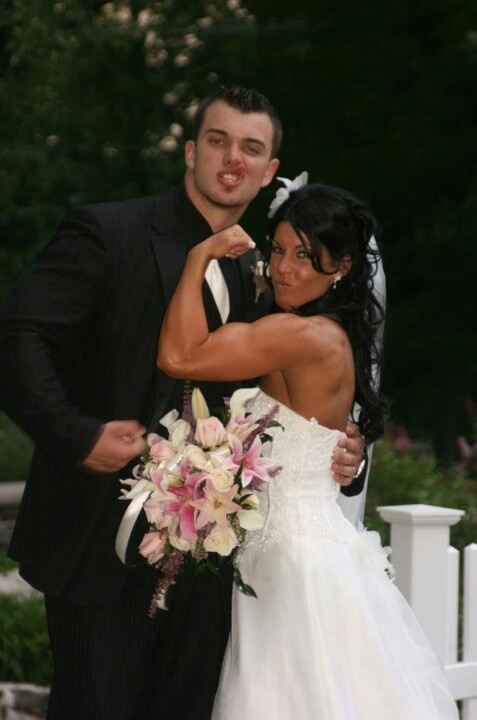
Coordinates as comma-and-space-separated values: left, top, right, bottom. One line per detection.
149, 438, 177, 463
139, 531, 166, 565
195, 417, 227, 448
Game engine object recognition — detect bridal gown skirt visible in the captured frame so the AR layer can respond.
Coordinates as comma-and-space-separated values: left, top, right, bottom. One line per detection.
212, 391, 458, 720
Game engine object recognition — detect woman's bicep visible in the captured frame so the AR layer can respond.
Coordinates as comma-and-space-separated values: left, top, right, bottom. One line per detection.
160, 315, 305, 381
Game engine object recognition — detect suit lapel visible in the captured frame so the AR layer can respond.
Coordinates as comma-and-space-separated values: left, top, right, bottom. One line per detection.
149, 186, 224, 426
150, 191, 188, 306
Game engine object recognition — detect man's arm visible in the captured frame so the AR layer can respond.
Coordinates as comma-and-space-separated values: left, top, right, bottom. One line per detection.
0, 209, 144, 471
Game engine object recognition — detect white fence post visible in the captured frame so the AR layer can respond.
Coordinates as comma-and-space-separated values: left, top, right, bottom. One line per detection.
377, 503, 464, 667
462, 544, 477, 719
447, 546, 460, 664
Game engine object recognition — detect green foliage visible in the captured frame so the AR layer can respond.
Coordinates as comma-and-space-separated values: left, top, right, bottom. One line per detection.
0, 0, 257, 293
0, 413, 33, 483
365, 436, 477, 550
0, 550, 17, 574
1, 0, 477, 459
0, 595, 52, 685
242, 0, 477, 460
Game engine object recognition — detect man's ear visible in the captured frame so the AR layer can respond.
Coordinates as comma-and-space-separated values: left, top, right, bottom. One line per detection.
260, 158, 280, 188
184, 140, 196, 170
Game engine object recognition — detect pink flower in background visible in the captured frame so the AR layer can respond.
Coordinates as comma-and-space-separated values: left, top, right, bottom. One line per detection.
391, 425, 412, 452
457, 436, 473, 465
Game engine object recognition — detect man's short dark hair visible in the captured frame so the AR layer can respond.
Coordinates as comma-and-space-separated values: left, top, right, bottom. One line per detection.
191, 86, 283, 157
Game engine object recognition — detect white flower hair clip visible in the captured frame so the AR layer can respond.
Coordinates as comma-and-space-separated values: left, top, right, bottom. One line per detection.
267, 171, 309, 219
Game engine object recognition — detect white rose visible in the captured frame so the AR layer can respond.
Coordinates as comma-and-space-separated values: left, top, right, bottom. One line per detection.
169, 534, 193, 552
207, 467, 235, 492
204, 524, 238, 557
184, 444, 209, 469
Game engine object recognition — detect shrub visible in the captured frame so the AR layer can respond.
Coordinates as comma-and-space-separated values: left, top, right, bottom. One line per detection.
0, 595, 52, 686
365, 436, 477, 550
0, 413, 33, 483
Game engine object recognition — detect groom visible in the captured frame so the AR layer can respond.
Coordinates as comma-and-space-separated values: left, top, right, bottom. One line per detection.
0, 86, 366, 719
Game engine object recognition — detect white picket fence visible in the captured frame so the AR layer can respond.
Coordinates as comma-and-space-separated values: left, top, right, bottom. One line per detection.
378, 504, 477, 717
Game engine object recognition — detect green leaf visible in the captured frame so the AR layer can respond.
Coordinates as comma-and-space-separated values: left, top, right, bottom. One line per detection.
233, 567, 258, 598
206, 559, 220, 575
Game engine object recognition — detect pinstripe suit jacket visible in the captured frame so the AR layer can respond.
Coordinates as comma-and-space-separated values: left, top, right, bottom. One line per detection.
0, 184, 271, 605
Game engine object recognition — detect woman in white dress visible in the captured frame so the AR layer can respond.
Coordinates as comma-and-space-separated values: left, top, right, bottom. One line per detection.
157, 177, 458, 719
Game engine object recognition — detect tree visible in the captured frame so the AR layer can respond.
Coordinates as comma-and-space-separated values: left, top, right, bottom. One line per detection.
242, 0, 477, 461
1, 0, 477, 460
0, 0, 257, 293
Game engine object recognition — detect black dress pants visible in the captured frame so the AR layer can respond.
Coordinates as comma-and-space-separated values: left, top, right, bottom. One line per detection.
45, 562, 233, 720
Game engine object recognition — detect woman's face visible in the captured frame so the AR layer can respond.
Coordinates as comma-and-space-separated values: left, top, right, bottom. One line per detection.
269, 221, 338, 311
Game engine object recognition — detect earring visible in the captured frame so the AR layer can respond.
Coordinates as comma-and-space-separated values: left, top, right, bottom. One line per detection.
333, 273, 342, 290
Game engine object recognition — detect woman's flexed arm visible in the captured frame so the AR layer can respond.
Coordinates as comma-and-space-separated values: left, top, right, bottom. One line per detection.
157, 225, 256, 373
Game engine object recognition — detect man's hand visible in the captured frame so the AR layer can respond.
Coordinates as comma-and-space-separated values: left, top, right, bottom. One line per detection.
331, 423, 365, 486
82, 420, 147, 473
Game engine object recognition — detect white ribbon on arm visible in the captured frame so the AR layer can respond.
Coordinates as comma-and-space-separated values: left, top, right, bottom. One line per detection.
205, 259, 230, 324
115, 478, 153, 564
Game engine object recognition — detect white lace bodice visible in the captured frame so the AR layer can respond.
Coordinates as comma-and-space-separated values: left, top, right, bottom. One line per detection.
244, 391, 356, 548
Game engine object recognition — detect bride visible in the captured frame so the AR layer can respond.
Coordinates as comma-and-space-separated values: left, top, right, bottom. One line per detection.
157, 178, 458, 718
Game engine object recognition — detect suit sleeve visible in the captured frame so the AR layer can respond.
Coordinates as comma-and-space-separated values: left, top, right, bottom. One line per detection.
0, 208, 108, 469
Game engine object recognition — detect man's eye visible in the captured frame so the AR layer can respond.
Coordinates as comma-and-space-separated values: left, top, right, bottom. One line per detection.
245, 145, 260, 155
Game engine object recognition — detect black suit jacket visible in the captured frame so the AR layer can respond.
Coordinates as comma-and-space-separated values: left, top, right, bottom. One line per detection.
0, 185, 271, 605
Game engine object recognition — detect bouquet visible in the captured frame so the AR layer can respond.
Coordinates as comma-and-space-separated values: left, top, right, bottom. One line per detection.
117, 385, 280, 615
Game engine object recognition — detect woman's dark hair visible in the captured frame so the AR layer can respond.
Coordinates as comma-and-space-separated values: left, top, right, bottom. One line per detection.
268, 183, 385, 443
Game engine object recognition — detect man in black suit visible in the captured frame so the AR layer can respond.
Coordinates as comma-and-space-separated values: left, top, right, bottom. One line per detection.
0, 87, 365, 719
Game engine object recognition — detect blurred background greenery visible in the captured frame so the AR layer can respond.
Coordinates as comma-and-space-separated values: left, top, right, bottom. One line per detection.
0, 2, 476, 685
1, 0, 476, 470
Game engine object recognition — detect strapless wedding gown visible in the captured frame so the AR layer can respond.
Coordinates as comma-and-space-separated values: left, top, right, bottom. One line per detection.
212, 391, 458, 719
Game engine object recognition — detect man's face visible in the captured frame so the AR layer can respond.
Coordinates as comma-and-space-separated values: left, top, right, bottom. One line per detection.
184, 100, 279, 219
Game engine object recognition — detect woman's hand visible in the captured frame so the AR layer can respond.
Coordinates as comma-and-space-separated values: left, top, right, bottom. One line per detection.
194, 225, 255, 261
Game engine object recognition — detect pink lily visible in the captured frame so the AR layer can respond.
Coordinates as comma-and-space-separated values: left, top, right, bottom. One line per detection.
191, 479, 241, 530
162, 470, 207, 544
223, 433, 245, 472
240, 436, 274, 488
225, 411, 259, 443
